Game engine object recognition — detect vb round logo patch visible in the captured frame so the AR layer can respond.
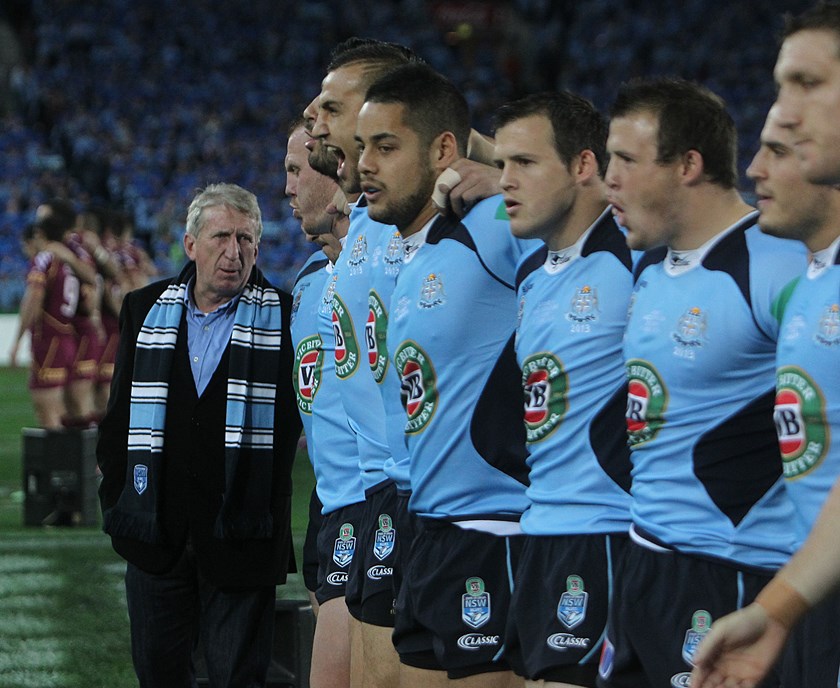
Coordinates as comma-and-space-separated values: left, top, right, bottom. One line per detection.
367, 290, 389, 384
626, 359, 668, 445
395, 340, 437, 434
775, 366, 828, 479
332, 294, 359, 379
293, 335, 322, 415
521, 352, 568, 443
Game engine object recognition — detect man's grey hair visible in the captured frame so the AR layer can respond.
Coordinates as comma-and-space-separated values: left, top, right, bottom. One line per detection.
185, 183, 263, 241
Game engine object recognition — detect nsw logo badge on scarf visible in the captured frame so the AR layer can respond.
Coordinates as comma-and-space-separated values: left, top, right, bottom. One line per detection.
134, 465, 149, 495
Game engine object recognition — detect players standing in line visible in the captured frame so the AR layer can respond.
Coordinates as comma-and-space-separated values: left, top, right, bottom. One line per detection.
492, 92, 633, 688
690, 3, 840, 684
597, 78, 808, 688
287, 115, 364, 688
356, 62, 531, 688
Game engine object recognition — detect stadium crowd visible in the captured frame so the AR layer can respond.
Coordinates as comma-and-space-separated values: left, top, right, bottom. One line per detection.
0, 0, 813, 311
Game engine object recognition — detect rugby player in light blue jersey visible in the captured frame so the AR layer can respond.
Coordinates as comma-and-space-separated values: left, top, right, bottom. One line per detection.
286, 116, 361, 688
356, 62, 535, 687
692, 103, 840, 688
493, 91, 633, 688
601, 78, 807, 688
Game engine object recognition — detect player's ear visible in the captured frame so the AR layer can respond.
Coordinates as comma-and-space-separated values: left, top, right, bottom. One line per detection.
432, 131, 459, 171
574, 149, 600, 183
680, 149, 705, 185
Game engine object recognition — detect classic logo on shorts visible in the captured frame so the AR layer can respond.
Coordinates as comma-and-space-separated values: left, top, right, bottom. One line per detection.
626, 359, 668, 446
522, 352, 568, 443
327, 571, 348, 586
373, 513, 395, 561
367, 291, 389, 383
332, 523, 356, 568
383, 230, 403, 276
670, 673, 692, 687
566, 285, 599, 327
395, 341, 438, 434
461, 577, 491, 629
775, 366, 828, 479
546, 633, 590, 652
293, 335, 322, 415
419, 273, 446, 309
457, 633, 501, 651
815, 303, 840, 346
347, 234, 368, 275
672, 306, 707, 358
133, 464, 148, 495
366, 565, 393, 581
557, 575, 588, 629
681, 609, 712, 666
332, 295, 359, 379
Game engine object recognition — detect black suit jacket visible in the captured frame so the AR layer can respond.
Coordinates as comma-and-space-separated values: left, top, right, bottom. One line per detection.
97, 275, 301, 588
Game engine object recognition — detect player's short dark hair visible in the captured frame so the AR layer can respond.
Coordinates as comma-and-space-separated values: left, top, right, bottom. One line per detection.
287, 115, 305, 137
327, 38, 424, 94
364, 63, 470, 156
36, 198, 77, 241
784, 2, 840, 52
493, 91, 608, 177
610, 77, 738, 189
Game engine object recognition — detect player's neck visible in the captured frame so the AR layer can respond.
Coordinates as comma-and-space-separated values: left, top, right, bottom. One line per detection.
399, 202, 438, 239
545, 194, 608, 252
670, 188, 753, 251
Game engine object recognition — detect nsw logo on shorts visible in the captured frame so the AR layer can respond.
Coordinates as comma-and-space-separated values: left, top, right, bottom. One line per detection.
332, 523, 356, 568
681, 609, 712, 666
461, 577, 491, 629
373, 513, 395, 561
557, 574, 588, 629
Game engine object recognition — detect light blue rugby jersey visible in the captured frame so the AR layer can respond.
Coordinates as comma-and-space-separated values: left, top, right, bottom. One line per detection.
329, 201, 394, 491
291, 250, 365, 514
387, 195, 534, 520
774, 237, 840, 544
367, 224, 412, 492
624, 212, 807, 569
515, 209, 633, 536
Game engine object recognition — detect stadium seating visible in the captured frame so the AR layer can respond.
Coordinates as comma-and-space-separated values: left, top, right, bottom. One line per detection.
0, 0, 815, 301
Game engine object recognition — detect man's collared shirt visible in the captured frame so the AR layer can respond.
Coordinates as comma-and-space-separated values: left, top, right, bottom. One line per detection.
185, 281, 239, 396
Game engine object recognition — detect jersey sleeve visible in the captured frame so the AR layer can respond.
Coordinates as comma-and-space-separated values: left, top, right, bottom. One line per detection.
747, 229, 809, 340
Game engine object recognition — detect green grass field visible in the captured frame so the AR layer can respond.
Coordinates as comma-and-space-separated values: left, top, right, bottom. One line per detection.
0, 366, 315, 687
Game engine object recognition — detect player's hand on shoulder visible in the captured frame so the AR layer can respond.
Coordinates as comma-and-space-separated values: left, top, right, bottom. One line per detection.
434, 159, 501, 219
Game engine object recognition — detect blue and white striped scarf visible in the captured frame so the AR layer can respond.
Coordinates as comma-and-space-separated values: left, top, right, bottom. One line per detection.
104, 263, 282, 544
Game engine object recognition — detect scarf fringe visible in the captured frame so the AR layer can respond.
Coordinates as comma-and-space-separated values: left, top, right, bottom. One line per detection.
103, 505, 162, 544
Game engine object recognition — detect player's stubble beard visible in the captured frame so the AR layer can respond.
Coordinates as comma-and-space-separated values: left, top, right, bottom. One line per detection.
373, 165, 438, 232
308, 140, 340, 183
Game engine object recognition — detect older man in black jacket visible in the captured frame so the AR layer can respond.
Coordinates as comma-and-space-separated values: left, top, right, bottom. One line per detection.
97, 183, 301, 687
